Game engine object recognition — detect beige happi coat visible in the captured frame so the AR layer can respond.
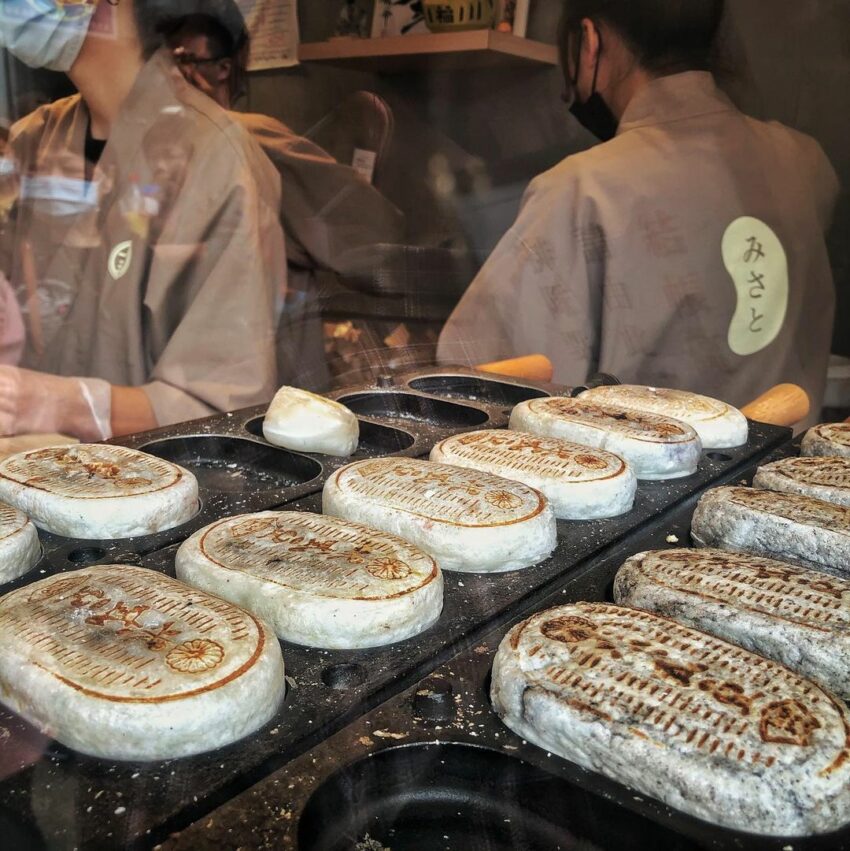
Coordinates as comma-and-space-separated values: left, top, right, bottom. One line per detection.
438, 72, 838, 412
7, 51, 285, 425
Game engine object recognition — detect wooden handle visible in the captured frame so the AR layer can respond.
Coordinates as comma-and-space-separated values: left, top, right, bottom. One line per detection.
477, 354, 553, 383
741, 383, 810, 427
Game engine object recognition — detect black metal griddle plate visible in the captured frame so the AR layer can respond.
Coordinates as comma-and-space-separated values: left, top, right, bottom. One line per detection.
0, 371, 791, 850
162, 439, 850, 851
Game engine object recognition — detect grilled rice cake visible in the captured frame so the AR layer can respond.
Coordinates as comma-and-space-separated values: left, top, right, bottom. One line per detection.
754, 456, 850, 507
322, 457, 556, 573
0, 565, 285, 760
580, 385, 748, 449
492, 602, 850, 836
0, 502, 39, 582
802, 424, 850, 459
429, 429, 636, 520
510, 397, 701, 480
691, 486, 850, 575
614, 548, 850, 698
176, 511, 443, 649
0, 444, 199, 538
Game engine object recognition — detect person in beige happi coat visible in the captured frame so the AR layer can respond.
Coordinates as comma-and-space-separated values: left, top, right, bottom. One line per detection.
0, 0, 284, 439
166, 11, 405, 391
438, 0, 839, 413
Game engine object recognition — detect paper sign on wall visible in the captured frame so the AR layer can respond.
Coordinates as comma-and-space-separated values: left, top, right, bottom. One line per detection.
244, 0, 300, 70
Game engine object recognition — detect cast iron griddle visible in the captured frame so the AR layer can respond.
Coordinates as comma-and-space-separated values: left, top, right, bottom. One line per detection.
163, 440, 846, 851
0, 370, 792, 849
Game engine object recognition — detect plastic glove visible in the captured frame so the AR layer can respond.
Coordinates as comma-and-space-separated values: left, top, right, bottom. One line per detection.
0, 366, 112, 441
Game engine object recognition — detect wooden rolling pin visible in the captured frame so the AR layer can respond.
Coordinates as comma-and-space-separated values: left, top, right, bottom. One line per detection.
478, 354, 553, 383
741, 383, 809, 428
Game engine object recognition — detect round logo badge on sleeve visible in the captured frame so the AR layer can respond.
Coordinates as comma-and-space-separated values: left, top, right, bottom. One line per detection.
108, 240, 133, 280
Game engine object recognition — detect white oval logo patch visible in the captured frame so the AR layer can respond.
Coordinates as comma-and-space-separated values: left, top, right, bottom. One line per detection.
722, 217, 788, 357
108, 240, 133, 281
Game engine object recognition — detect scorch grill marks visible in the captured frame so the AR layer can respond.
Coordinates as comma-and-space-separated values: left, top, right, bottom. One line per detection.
333, 458, 546, 527
525, 398, 692, 442
0, 504, 29, 539
724, 487, 850, 528
0, 446, 182, 498
811, 424, 850, 448
518, 604, 850, 771
584, 386, 731, 423
633, 550, 850, 630
200, 513, 436, 600
438, 430, 626, 482
0, 567, 265, 702
762, 457, 850, 490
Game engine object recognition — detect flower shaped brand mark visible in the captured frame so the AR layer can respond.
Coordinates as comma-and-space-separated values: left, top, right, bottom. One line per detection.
367, 558, 412, 580
166, 639, 225, 674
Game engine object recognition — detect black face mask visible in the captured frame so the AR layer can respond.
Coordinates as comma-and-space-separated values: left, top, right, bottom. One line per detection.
568, 28, 619, 142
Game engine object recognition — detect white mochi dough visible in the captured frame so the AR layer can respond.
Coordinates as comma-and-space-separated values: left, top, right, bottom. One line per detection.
263, 386, 359, 456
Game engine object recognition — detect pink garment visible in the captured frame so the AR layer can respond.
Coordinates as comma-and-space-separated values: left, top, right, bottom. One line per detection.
0, 273, 24, 365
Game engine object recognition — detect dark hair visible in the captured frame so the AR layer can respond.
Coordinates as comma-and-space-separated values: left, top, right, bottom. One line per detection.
558, 0, 725, 75
133, 0, 248, 61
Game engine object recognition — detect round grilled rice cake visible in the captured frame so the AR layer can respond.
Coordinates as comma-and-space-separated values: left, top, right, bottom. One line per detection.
0, 444, 199, 538
614, 547, 850, 698
322, 457, 556, 573
492, 601, 850, 835
430, 429, 636, 520
177, 511, 443, 649
0, 565, 285, 760
510, 396, 701, 480
580, 385, 748, 449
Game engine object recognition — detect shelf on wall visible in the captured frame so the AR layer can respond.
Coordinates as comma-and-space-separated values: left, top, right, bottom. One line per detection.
298, 30, 558, 72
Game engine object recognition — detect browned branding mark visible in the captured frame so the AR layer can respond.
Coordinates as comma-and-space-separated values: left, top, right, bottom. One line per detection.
200, 513, 436, 601
529, 398, 690, 441
443, 431, 624, 481
759, 700, 821, 746
726, 487, 850, 527
519, 603, 848, 769
0, 446, 182, 499
334, 459, 545, 528
765, 457, 850, 489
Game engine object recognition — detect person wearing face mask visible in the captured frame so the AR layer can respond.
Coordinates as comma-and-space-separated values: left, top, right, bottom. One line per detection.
163, 11, 404, 391
438, 0, 839, 417
0, 0, 285, 439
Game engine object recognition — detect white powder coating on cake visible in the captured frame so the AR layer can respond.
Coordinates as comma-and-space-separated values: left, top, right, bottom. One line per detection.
754, 456, 850, 507
322, 457, 556, 573
0, 502, 40, 582
176, 511, 443, 649
614, 548, 850, 699
491, 602, 850, 836
691, 486, 850, 575
510, 397, 701, 480
802, 424, 850, 459
0, 565, 285, 760
580, 385, 748, 449
0, 445, 199, 539
430, 429, 636, 520
263, 386, 359, 456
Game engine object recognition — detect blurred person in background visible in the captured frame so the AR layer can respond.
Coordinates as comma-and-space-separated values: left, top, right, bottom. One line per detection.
0, 0, 284, 439
165, 11, 404, 391
438, 0, 838, 416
